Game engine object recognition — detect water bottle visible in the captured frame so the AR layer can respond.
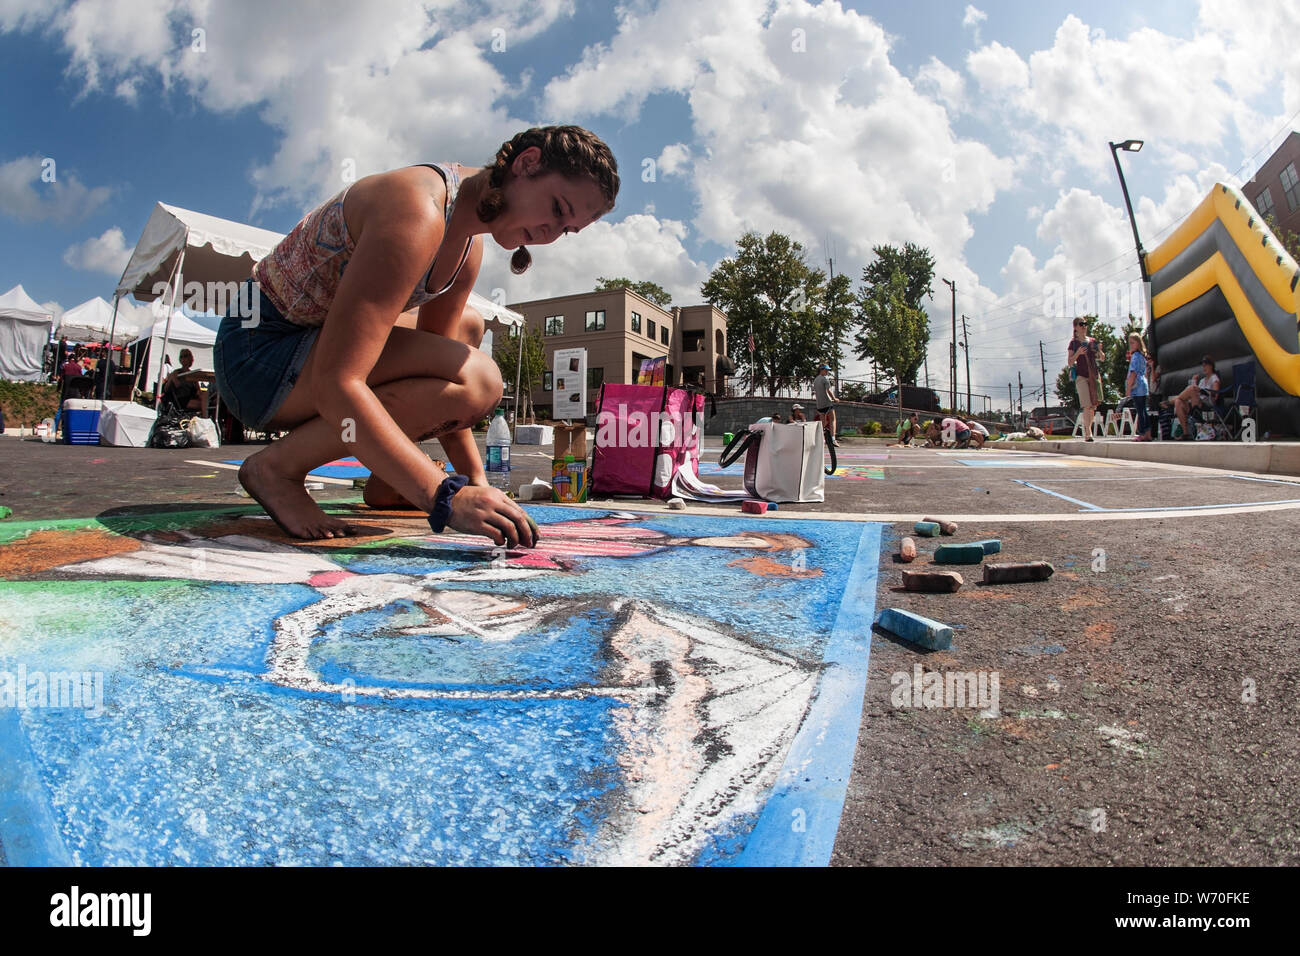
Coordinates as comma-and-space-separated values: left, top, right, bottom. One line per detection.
485, 408, 512, 491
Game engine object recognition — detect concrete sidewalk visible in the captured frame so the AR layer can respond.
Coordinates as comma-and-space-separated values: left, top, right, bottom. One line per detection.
1037, 436, 1300, 477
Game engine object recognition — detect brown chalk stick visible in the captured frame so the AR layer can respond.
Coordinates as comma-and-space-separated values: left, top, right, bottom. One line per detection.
902, 569, 964, 593
982, 561, 1054, 584
900, 537, 917, 562
922, 516, 959, 535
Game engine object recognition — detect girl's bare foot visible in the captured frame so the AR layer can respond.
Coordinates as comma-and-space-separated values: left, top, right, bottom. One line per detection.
362, 472, 418, 510
239, 453, 356, 539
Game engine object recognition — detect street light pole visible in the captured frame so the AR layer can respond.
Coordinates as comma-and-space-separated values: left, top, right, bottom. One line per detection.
1109, 139, 1153, 351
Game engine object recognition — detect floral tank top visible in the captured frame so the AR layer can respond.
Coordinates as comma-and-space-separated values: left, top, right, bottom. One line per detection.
253, 162, 474, 327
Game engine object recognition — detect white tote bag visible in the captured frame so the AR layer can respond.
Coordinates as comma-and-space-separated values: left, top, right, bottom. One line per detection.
741, 421, 827, 502
185, 416, 221, 448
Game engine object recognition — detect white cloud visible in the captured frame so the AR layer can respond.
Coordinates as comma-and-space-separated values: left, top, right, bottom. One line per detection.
962, 5, 986, 46
656, 143, 691, 177
916, 56, 965, 113
0, 154, 112, 223
486, 214, 709, 308
63, 226, 132, 275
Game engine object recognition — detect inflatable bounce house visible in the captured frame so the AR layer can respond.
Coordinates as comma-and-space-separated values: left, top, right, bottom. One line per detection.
1148, 183, 1300, 434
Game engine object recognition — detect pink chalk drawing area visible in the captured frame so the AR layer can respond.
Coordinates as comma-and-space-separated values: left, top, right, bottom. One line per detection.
0, 506, 880, 866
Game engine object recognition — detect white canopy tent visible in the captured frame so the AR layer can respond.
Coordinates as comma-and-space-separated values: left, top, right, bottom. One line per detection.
0, 284, 54, 382
59, 296, 139, 345
111, 202, 283, 404
129, 310, 216, 390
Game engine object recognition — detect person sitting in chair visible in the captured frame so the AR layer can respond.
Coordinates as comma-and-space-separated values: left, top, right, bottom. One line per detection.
161, 349, 203, 414
1170, 355, 1220, 441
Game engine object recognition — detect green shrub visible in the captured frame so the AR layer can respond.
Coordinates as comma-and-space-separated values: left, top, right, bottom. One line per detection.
0, 381, 59, 428
859, 421, 882, 436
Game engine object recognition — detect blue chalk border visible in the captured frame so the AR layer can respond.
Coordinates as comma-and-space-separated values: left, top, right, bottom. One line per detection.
731, 522, 882, 867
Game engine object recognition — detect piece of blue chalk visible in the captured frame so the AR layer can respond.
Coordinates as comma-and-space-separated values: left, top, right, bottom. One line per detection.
933, 542, 986, 564
969, 538, 1002, 555
874, 607, 954, 651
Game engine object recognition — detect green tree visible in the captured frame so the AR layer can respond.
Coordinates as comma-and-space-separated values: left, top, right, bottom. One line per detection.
1263, 213, 1300, 262
492, 324, 546, 422
819, 272, 856, 387
860, 242, 936, 383
854, 268, 927, 426
594, 276, 673, 307
1054, 365, 1080, 411
701, 232, 830, 397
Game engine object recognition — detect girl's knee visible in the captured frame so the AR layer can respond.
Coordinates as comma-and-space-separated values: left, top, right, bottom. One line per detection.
463, 349, 503, 416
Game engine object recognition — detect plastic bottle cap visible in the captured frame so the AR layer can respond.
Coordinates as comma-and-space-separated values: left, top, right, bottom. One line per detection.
564, 455, 575, 463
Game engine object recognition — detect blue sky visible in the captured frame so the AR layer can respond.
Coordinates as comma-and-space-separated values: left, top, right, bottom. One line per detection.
2, 0, 1297, 407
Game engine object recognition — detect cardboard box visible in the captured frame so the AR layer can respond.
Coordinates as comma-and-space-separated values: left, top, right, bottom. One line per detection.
551, 457, 589, 503
553, 423, 587, 460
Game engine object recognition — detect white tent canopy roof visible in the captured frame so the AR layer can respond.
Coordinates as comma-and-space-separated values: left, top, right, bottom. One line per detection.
468, 291, 524, 327
0, 284, 52, 323
131, 309, 217, 348
59, 296, 139, 344
116, 202, 284, 301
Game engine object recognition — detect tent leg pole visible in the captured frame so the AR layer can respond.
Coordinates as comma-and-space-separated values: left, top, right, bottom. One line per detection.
155, 246, 186, 409
101, 294, 122, 403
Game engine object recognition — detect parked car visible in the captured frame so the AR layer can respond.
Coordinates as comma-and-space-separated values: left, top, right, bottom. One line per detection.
1035, 414, 1076, 435
865, 385, 942, 412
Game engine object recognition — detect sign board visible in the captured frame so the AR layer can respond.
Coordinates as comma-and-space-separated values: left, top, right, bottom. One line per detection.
553, 347, 587, 419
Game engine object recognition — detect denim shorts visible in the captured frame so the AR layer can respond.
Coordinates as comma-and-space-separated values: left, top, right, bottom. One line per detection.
213, 280, 319, 429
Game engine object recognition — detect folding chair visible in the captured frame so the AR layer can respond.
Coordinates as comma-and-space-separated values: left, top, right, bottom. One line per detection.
1217, 361, 1258, 440
1188, 378, 1234, 440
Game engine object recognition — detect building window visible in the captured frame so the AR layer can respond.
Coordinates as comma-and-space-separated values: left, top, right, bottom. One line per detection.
544, 315, 564, 336
631, 311, 641, 333
647, 319, 656, 340
1282, 163, 1300, 214
1256, 187, 1276, 220
660, 325, 669, 345
585, 310, 606, 331
543, 371, 553, 391
587, 367, 604, 390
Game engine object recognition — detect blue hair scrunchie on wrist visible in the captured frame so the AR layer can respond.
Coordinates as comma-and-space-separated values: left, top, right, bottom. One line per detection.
427, 474, 471, 533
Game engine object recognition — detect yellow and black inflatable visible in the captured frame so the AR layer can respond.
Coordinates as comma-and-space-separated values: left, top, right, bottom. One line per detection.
1147, 182, 1300, 433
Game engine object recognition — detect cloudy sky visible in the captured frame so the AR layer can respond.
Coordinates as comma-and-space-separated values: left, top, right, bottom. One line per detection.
3, 0, 1298, 408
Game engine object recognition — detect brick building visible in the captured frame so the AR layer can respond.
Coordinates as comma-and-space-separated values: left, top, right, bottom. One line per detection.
1242, 130, 1300, 238
504, 288, 729, 416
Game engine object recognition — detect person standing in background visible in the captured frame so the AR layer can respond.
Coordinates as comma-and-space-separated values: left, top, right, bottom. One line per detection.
813, 363, 840, 447
1126, 332, 1151, 441
1067, 318, 1104, 442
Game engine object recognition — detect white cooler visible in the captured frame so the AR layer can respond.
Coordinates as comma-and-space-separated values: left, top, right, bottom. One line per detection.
514, 424, 555, 445
98, 401, 158, 447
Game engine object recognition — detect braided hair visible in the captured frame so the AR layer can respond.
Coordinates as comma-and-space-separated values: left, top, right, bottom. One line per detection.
477, 126, 620, 274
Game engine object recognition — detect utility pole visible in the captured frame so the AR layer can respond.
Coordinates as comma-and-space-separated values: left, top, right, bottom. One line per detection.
924, 353, 930, 390
828, 248, 840, 392
1017, 372, 1023, 426
960, 315, 971, 414
941, 278, 956, 412
1007, 382, 1013, 422
1039, 341, 1049, 411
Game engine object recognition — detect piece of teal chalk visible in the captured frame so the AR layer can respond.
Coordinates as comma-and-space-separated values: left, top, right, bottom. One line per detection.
874, 607, 954, 651
914, 521, 941, 537
933, 542, 986, 564
969, 538, 1002, 555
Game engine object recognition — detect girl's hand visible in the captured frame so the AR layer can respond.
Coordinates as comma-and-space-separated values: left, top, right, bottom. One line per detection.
446, 485, 537, 549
